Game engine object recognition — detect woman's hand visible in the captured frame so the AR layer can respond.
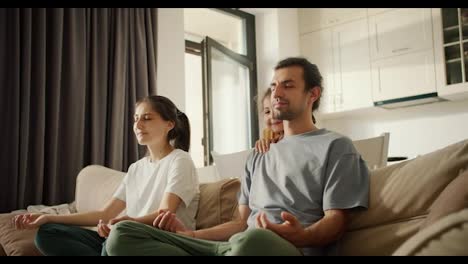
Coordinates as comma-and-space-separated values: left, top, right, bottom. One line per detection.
12, 213, 48, 230
108, 215, 135, 225
97, 219, 112, 238
255, 138, 274, 153
152, 210, 188, 233
97, 215, 135, 238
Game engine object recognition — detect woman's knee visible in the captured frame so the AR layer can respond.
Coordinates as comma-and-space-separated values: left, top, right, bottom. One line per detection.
35, 223, 71, 253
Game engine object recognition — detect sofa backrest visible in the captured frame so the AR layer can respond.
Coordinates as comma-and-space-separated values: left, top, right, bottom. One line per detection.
339, 139, 468, 255
75, 165, 126, 213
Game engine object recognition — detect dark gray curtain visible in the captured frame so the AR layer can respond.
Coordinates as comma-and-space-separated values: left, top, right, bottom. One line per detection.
0, 8, 158, 213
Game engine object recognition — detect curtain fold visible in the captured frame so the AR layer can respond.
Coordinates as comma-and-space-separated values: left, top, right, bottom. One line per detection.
0, 8, 158, 212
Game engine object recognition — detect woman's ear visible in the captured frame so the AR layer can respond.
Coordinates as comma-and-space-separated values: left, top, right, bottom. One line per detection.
167, 120, 175, 132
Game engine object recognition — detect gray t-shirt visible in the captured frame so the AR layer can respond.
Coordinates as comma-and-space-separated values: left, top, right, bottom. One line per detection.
238, 128, 369, 256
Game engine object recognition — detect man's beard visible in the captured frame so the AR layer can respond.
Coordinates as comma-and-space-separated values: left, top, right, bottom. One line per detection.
273, 108, 296, 121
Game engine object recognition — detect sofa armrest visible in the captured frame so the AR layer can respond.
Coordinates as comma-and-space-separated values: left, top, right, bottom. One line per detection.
75, 165, 125, 213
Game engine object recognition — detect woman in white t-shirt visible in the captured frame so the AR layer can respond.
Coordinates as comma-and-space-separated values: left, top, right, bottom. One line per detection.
12, 95, 200, 256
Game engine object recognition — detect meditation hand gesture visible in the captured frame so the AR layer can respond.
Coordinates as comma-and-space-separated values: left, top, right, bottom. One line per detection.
255, 211, 310, 247
12, 213, 48, 230
97, 215, 135, 238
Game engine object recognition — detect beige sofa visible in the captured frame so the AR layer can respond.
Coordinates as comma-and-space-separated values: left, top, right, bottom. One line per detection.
1, 139, 467, 256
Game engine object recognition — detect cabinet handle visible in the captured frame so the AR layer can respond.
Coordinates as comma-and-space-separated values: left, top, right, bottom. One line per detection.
392, 47, 410, 53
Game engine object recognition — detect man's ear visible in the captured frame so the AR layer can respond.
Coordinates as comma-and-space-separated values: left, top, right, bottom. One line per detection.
308, 86, 321, 106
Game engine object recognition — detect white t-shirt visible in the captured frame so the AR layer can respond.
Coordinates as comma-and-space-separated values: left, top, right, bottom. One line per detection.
113, 149, 200, 230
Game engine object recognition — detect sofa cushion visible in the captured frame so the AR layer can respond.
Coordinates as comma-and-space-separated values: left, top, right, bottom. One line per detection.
348, 139, 468, 231
338, 217, 425, 256
0, 243, 6, 256
211, 149, 252, 180
393, 208, 468, 256
419, 169, 468, 230
0, 213, 42, 256
196, 178, 241, 230
75, 165, 125, 213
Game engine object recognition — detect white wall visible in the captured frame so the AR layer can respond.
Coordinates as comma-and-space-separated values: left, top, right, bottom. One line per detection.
322, 99, 468, 160
248, 8, 300, 135
276, 9, 300, 60
157, 9, 186, 111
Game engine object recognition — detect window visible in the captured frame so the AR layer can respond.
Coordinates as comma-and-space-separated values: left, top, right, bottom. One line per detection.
184, 8, 258, 165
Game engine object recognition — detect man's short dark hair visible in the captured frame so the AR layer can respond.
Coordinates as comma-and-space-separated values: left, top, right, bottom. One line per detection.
274, 57, 323, 111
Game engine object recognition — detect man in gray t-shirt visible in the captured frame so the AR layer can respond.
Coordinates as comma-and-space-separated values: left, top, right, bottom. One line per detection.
239, 128, 369, 255
104, 57, 369, 256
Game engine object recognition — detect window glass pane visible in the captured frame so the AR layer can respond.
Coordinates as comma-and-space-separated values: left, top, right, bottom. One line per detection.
442, 8, 459, 28
462, 8, 468, 40
210, 47, 251, 154
184, 9, 246, 55
184, 53, 204, 168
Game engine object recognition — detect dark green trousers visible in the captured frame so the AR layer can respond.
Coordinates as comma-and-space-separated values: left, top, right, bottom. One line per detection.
105, 220, 302, 256
35, 223, 108, 256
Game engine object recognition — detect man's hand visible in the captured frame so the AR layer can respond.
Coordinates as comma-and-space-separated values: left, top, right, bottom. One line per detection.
255, 211, 310, 247
12, 213, 48, 230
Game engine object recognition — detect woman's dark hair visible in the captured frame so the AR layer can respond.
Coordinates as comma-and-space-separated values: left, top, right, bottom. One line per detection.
136, 95, 191, 152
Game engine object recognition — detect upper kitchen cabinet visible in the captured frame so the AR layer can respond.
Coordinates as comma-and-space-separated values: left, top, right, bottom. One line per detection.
369, 8, 439, 106
369, 8, 434, 60
367, 8, 395, 16
433, 8, 468, 101
298, 8, 367, 34
300, 29, 336, 114
300, 18, 373, 115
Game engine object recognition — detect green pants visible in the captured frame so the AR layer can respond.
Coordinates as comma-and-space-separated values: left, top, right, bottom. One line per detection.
35, 223, 108, 256
105, 220, 302, 256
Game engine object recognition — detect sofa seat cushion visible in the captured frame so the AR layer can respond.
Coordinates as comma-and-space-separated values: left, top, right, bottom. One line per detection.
338, 217, 424, 256
419, 169, 468, 230
393, 209, 468, 256
348, 139, 468, 231
0, 213, 42, 256
196, 178, 241, 230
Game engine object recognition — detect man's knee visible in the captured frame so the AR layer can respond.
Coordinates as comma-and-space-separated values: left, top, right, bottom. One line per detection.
106, 220, 143, 255
229, 229, 278, 255
238, 229, 278, 244
229, 229, 301, 256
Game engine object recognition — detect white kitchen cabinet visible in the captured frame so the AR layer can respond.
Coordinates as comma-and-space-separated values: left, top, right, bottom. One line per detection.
369, 8, 433, 61
367, 8, 395, 16
298, 8, 367, 34
433, 8, 468, 101
332, 19, 373, 112
300, 18, 373, 114
300, 29, 336, 114
371, 49, 437, 103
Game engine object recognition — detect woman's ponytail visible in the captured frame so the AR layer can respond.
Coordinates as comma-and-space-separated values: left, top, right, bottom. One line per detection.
173, 110, 191, 152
